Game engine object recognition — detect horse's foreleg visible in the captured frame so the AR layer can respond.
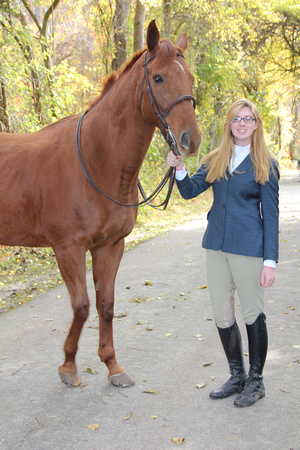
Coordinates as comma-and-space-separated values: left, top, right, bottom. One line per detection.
55, 246, 89, 387
91, 242, 135, 388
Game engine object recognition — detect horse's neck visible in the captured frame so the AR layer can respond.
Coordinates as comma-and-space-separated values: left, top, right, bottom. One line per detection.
84, 76, 155, 183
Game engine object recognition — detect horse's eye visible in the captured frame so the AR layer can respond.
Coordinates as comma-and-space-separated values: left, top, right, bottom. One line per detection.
153, 74, 163, 84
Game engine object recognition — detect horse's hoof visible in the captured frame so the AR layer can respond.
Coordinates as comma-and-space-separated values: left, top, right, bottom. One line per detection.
59, 370, 82, 387
108, 371, 135, 388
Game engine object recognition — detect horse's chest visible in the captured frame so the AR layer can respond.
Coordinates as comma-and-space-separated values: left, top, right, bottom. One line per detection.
91, 207, 137, 246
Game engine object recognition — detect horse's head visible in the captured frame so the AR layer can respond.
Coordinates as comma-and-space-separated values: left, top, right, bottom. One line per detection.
140, 20, 201, 157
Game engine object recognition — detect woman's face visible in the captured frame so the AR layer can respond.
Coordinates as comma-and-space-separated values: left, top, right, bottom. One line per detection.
230, 106, 258, 146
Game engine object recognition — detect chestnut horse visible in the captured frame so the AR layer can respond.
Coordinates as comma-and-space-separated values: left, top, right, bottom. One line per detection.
0, 21, 201, 388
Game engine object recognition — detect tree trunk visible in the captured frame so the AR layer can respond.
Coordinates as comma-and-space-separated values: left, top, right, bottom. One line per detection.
133, 0, 145, 52
163, 0, 171, 39
112, 0, 131, 71
0, 63, 11, 132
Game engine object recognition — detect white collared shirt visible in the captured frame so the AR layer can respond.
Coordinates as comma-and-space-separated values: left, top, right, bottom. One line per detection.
230, 144, 250, 171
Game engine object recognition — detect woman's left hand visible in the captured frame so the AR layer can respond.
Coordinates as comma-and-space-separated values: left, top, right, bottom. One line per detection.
261, 266, 276, 287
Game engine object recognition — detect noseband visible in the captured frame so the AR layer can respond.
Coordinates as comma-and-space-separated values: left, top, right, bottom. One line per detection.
75, 50, 197, 209
141, 52, 196, 155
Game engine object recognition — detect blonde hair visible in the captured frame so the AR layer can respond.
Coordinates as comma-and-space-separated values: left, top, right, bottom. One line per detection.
201, 99, 276, 184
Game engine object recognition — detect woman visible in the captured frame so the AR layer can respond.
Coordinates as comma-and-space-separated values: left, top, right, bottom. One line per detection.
167, 99, 279, 407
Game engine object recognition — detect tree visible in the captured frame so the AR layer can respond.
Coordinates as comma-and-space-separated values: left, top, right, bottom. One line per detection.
0, 0, 60, 124
112, 0, 131, 70
163, 0, 171, 38
0, 60, 11, 132
133, 0, 145, 52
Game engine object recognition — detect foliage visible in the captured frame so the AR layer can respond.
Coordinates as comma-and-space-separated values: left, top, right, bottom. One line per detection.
1, 0, 299, 158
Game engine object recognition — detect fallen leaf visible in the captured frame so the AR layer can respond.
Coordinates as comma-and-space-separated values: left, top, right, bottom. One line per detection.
293, 345, 300, 349
202, 362, 213, 367
130, 296, 153, 303
172, 438, 185, 444
151, 415, 158, 420
113, 313, 127, 320
196, 383, 206, 389
280, 388, 290, 393
123, 412, 133, 421
84, 367, 98, 374
87, 423, 99, 430
143, 389, 159, 394
144, 280, 152, 286
137, 320, 149, 325
194, 334, 203, 341
199, 285, 207, 289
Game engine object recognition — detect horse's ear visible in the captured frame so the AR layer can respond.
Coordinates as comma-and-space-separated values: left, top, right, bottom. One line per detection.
147, 20, 160, 53
176, 33, 188, 53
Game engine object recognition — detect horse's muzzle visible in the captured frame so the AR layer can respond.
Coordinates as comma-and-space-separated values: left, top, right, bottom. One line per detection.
179, 130, 201, 156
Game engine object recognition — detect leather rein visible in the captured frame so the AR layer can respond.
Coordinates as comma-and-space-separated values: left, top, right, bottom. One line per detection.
75, 51, 196, 210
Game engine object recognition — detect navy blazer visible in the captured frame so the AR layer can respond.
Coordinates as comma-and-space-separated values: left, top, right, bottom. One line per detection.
177, 155, 279, 262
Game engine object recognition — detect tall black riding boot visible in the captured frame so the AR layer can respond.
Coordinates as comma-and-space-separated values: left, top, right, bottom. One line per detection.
234, 313, 268, 407
209, 321, 248, 399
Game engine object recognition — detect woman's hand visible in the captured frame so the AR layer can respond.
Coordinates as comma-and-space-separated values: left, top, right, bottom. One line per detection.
167, 151, 184, 170
261, 266, 276, 287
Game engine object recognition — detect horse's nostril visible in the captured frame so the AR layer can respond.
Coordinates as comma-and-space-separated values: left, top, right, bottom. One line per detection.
180, 131, 190, 149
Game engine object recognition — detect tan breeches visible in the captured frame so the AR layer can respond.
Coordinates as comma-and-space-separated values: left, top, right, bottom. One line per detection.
206, 250, 265, 328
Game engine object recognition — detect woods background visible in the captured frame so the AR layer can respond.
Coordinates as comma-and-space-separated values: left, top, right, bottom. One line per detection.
0, 0, 299, 161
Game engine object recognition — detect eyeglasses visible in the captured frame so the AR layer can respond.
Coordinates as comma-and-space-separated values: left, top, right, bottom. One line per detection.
232, 116, 256, 123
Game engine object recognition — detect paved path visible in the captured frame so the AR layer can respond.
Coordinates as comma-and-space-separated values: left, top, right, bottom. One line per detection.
0, 169, 299, 450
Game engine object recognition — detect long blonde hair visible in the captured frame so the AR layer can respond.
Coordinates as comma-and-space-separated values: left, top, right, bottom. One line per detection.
201, 99, 275, 184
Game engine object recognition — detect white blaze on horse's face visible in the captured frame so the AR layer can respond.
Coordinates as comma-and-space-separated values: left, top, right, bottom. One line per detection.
174, 60, 185, 74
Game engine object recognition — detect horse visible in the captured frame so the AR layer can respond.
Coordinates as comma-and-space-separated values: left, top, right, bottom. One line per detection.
0, 20, 201, 388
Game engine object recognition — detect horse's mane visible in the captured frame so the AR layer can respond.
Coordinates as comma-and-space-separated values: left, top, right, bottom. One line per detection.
87, 39, 179, 112
87, 49, 145, 112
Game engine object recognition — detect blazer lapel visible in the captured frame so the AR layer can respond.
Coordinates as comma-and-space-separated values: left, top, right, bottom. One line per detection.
233, 154, 253, 173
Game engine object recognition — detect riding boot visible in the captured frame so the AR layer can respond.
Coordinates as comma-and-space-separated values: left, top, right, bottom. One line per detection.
234, 313, 268, 407
209, 321, 248, 399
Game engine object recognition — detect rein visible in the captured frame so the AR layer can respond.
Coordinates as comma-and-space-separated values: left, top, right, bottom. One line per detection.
75, 51, 196, 210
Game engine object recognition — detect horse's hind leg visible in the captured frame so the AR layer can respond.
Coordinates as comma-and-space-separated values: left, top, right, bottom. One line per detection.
91, 241, 135, 388
55, 246, 89, 387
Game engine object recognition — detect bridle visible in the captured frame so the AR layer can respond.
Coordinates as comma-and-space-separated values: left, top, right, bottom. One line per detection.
141, 51, 196, 155
75, 50, 196, 210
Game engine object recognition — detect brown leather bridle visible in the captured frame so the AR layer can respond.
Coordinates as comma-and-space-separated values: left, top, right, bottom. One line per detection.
75, 51, 196, 210
141, 51, 196, 156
